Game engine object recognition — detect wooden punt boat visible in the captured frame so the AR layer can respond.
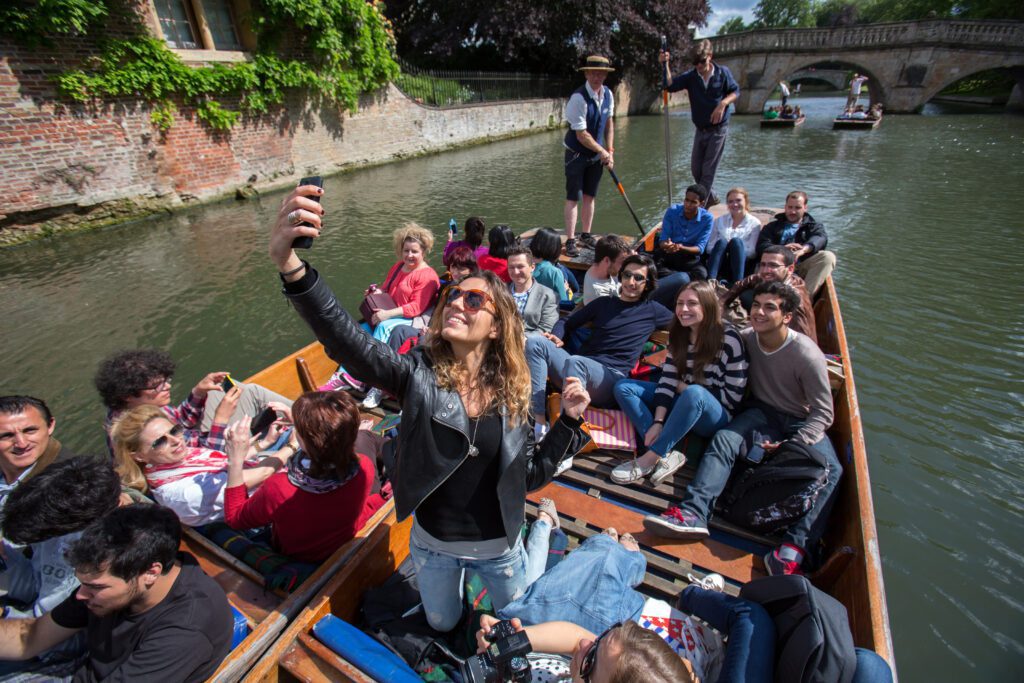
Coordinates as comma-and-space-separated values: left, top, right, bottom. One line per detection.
238, 273, 895, 680
833, 117, 881, 130
761, 116, 805, 128
180, 346, 397, 681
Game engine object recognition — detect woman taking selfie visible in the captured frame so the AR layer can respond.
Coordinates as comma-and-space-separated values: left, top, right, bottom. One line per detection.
270, 184, 592, 631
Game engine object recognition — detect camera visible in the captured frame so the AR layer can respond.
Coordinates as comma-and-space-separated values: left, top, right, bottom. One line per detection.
463, 620, 532, 683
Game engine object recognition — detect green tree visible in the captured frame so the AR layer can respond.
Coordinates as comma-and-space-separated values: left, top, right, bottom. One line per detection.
718, 16, 749, 34
752, 0, 815, 27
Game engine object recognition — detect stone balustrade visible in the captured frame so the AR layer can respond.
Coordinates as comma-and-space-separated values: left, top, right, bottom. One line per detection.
711, 19, 1024, 56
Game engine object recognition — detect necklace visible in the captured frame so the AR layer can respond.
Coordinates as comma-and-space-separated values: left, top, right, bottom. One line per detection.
467, 414, 482, 458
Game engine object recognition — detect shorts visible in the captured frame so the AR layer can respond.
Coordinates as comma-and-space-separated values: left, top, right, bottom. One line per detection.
564, 149, 603, 201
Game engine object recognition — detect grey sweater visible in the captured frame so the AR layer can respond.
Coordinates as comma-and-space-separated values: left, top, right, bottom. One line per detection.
741, 327, 833, 444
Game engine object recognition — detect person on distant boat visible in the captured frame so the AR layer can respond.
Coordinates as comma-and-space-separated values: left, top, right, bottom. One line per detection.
650, 184, 714, 309
528, 227, 573, 304
526, 254, 672, 457
794, 105, 803, 119
837, 107, 853, 120
722, 245, 818, 344
0, 457, 120, 679
612, 280, 747, 485
780, 105, 795, 120
563, 55, 616, 258
270, 185, 591, 632
705, 187, 761, 286
477, 224, 517, 283
505, 245, 559, 336
660, 40, 740, 208
111, 404, 291, 526
851, 105, 867, 119
846, 73, 869, 109
778, 80, 790, 109
483, 528, 774, 683
868, 103, 883, 120
223, 392, 387, 564
756, 191, 836, 298
95, 349, 291, 457
0, 395, 78, 512
444, 216, 488, 266
583, 234, 630, 304
645, 281, 841, 578
763, 106, 780, 120
0, 504, 233, 682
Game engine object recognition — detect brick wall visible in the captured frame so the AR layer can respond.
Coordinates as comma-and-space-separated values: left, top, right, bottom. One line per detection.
0, 26, 568, 246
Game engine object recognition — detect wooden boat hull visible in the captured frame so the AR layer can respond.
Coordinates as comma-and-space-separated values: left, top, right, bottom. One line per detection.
761, 116, 805, 127
240, 274, 895, 680
833, 117, 881, 130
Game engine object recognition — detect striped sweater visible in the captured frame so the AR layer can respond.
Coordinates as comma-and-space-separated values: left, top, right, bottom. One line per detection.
653, 327, 749, 416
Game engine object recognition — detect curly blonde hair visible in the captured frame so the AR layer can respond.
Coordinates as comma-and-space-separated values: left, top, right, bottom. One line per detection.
110, 404, 168, 493
392, 223, 435, 258
426, 270, 530, 423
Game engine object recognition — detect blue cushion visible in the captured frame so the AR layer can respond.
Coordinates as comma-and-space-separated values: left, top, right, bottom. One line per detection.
312, 614, 420, 682
230, 605, 251, 649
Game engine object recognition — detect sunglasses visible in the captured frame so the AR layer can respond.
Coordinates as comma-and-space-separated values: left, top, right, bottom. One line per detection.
150, 424, 184, 450
579, 622, 622, 682
619, 271, 647, 283
446, 286, 495, 313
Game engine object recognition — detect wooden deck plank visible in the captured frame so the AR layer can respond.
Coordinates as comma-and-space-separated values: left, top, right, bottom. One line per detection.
527, 482, 764, 583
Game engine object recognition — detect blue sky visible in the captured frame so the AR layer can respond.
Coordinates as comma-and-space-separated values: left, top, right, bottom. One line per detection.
699, 0, 759, 37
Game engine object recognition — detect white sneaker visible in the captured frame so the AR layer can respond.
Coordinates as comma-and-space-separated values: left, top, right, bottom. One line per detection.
555, 457, 574, 476
610, 458, 658, 484
361, 387, 384, 410
687, 572, 725, 592
649, 449, 687, 486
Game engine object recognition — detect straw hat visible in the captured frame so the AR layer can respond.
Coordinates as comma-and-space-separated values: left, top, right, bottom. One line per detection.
579, 55, 615, 72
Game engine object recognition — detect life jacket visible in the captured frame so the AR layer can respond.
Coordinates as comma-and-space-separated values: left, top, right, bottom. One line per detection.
564, 85, 612, 156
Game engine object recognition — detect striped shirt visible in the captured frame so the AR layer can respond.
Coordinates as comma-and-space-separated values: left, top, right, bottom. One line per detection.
653, 327, 748, 416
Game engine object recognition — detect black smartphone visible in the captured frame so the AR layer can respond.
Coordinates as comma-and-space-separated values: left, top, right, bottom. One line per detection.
292, 176, 324, 250
449, 218, 457, 236
220, 374, 237, 394
250, 407, 278, 437
745, 430, 769, 464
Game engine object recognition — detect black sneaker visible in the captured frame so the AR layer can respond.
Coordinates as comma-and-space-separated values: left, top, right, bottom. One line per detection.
564, 237, 580, 257
578, 232, 597, 247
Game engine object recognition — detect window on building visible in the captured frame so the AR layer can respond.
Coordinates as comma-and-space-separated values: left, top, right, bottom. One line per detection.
151, 0, 245, 51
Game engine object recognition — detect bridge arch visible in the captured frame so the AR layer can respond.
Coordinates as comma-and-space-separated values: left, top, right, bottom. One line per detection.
919, 63, 1024, 107
755, 59, 886, 113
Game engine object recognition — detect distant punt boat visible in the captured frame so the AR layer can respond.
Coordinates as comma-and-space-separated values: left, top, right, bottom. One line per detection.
761, 116, 805, 128
833, 117, 881, 130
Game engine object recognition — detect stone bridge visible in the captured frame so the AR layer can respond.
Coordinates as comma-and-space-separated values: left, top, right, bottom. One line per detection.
788, 68, 848, 90
709, 19, 1024, 113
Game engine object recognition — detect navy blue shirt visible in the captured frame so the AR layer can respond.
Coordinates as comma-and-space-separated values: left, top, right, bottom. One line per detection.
553, 297, 673, 375
668, 64, 740, 129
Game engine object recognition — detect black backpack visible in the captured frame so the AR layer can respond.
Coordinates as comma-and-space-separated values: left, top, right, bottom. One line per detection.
740, 575, 857, 683
719, 439, 830, 533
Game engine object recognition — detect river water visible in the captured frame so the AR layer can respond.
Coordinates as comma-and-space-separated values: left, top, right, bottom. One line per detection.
1, 95, 1021, 678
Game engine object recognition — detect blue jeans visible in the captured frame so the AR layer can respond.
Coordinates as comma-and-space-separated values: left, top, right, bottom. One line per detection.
680, 402, 842, 552
524, 518, 552, 586
677, 586, 775, 683
525, 336, 626, 416
852, 648, 894, 683
613, 380, 730, 457
652, 271, 691, 309
408, 534, 527, 632
498, 533, 646, 635
706, 237, 748, 285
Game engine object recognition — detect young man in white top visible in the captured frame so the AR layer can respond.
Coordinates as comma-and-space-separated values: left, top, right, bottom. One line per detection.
644, 281, 842, 578
583, 234, 630, 304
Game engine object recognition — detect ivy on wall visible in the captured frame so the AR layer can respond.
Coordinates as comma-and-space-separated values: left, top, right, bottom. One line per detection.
1, 0, 399, 131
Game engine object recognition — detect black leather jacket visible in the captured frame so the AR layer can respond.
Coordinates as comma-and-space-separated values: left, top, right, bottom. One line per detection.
283, 266, 590, 547
756, 211, 828, 258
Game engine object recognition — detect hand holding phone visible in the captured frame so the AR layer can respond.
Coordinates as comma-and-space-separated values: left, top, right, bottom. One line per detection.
250, 407, 279, 437
220, 374, 237, 394
449, 218, 458, 236
293, 176, 324, 250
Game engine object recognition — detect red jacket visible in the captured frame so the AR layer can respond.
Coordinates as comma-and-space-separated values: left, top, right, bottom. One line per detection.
477, 254, 511, 282
224, 454, 386, 563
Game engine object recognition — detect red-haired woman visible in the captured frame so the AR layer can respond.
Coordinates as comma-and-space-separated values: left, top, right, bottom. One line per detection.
223, 391, 386, 563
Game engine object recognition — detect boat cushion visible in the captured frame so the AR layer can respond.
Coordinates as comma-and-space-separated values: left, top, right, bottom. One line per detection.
230, 604, 250, 649
313, 614, 421, 683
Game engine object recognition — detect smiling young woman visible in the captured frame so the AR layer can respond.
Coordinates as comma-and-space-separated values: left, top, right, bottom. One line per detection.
269, 185, 593, 631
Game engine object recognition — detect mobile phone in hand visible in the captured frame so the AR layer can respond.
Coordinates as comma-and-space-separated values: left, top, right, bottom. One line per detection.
449, 218, 457, 236
220, 374, 237, 394
745, 430, 768, 464
250, 407, 278, 437
293, 176, 324, 250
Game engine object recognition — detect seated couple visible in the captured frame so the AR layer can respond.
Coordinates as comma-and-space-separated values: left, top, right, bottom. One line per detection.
112, 391, 386, 564
96, 349, 292, 458
0, 504, 233, 682
479, 522, 893, 683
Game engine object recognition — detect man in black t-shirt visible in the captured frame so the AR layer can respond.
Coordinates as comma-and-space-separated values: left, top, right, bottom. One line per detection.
0, 504, 232, 682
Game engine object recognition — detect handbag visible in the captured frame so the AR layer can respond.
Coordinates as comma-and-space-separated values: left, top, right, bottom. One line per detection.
360, 266, 403, 323
547, 394, 636, 453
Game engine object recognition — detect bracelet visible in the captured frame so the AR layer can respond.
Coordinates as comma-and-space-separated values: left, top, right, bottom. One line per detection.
653, 418, 665, 425
281, 262, 306, 277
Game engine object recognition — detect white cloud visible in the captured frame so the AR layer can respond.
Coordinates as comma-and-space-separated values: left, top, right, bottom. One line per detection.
699, 0, 759, 37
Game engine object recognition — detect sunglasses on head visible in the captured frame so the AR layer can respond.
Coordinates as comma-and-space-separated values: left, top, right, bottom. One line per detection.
620, 270, 647, 283
150, 424, 184, 451
579, 622, 623, 682
446, 286, 495, 313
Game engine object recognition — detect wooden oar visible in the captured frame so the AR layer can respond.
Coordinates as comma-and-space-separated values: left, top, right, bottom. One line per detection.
606, 167, 646, 239
661, 35, 673, 207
